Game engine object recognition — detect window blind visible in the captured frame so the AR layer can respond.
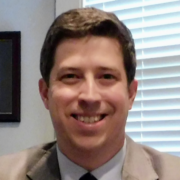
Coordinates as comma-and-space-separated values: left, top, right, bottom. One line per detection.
83, 0, 180, 157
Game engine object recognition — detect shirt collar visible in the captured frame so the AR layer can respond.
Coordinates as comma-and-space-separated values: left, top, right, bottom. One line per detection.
56, 139, 126, 180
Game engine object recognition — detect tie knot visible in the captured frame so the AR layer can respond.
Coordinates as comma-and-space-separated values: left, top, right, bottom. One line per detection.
79, 172, 97, 180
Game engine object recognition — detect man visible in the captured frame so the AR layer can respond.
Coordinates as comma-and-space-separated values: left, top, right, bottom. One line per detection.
0, 8, 180, 180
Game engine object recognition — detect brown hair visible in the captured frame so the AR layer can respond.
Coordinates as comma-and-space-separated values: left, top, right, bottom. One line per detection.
40, 8, 136, 86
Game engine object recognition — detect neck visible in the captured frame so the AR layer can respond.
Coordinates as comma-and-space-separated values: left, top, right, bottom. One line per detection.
58, 135, 125, 171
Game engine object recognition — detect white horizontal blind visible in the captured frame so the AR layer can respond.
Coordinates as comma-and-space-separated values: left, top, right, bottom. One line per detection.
83, 0, 180, 157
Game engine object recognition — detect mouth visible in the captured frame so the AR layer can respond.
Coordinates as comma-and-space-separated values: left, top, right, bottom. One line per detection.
71, 114, 107, 124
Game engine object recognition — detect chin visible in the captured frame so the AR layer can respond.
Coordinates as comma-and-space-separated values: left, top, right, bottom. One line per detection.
70, 135, 107, 152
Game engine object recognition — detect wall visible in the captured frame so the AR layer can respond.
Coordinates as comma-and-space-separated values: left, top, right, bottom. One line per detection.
56, 0, 82, 16
0, 0, 55, 155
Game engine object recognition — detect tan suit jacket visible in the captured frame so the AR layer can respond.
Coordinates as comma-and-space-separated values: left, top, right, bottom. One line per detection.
1, 136, 180, 180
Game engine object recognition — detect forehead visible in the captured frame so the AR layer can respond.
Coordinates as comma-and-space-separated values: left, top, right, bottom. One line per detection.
53, 36, 124, 70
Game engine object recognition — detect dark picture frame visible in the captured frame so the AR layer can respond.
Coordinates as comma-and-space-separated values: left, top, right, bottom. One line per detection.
0, 31, 21, 122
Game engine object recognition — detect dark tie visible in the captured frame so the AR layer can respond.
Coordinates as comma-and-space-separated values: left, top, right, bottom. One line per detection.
79, 172, 97, 180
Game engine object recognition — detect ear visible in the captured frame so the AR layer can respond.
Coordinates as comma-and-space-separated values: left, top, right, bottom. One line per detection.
128, 79, 138, 110
39, 78, 49, 110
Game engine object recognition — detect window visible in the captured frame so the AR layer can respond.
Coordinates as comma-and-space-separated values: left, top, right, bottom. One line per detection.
83, 0, 180, 157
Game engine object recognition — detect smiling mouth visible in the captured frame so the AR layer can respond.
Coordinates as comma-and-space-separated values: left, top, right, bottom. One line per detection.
71, 114, 106, 124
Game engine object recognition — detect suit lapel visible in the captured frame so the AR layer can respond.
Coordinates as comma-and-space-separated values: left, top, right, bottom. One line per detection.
26, 136, 159, 180
122, 136, 158, 180
27, 145, 61, 180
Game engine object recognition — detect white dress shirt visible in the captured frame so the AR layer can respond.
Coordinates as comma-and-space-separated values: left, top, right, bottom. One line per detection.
56, 139, 126, 180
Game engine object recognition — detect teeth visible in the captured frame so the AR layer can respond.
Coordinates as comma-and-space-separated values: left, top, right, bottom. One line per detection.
95, 116, 99, 122
84, 117, 89, 123
79, 116, 84, 122
76, 115, 102, 123
90, 117, 94, 123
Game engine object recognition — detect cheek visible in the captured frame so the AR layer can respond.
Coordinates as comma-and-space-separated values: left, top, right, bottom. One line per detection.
105, 86, 129, 109
103, 88, 128, 140
48, 87, 78, 133
108, 88, 129, 128
48, 86, 78, 115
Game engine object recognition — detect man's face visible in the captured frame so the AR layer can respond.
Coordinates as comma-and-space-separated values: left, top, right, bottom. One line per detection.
39, 36, 137, 154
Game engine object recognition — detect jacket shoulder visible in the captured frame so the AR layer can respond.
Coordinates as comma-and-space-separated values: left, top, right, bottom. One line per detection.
0, 141, 56, 180
142, 144, 180, 179
125, 135, 180, 180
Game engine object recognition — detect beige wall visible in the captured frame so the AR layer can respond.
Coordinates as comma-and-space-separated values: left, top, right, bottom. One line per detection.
0, 0, 55, 155
56, 0, 82, 17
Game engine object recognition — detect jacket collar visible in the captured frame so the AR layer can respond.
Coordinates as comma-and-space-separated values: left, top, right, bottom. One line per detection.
27, 144, 61, 180
122, 135, 158, 180
26, 136, 159, 180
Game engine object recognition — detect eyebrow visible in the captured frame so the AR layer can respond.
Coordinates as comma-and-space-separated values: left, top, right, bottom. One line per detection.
58, 67, 79, 74
58, 67, 79, 72
97, 67, 121, 76
57, 66, 121, 76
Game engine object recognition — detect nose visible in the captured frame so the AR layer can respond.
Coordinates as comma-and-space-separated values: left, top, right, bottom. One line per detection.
78, 77, 101, 111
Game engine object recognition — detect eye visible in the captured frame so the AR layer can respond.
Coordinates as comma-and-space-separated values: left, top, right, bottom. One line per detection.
62, 74, 78, 79
98, 73, 117, 85
102, 74, 115, 79
60, 73, 80, 84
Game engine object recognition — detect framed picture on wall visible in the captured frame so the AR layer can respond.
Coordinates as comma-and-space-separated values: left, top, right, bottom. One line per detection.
0, 31, 21, 122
